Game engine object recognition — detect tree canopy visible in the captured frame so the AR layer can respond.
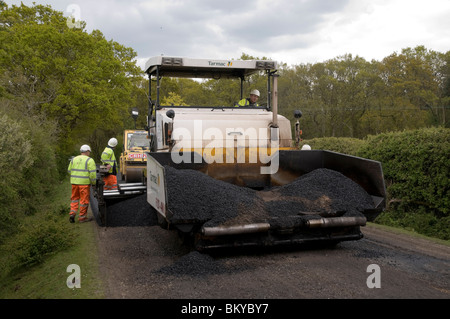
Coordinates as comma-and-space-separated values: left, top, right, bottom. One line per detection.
276, 48, 449, 139
0, 2, 143, 158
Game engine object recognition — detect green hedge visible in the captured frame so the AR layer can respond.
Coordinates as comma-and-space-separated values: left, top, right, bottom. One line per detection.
357, 127, 449, 240
0, 205, 75, 280
0, 113, 33, 242
0, 106, 59, 245
11, 212, 74, 268
357, 127, 449, 216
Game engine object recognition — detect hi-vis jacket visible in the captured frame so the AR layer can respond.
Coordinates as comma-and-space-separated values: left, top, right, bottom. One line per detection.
237, 98, 259, 107
68, 155, 97, 185
101, 146, 117, 174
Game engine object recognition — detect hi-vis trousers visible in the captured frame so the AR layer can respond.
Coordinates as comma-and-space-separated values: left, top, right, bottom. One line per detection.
70, 184, 91, 221
103, 174, 118, 190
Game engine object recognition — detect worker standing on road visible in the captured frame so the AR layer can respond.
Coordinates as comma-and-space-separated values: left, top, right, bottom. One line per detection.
237, 89, 260, 107
101, 138, 118, 190
68, 144, 97, 223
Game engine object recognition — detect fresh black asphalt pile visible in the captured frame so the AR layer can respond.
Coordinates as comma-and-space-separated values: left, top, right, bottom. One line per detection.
164, 165, 374, 228
276, 168, 374, 213
164, 166, 262, 227
105, 166, 374, 229
105, 194, 158, 227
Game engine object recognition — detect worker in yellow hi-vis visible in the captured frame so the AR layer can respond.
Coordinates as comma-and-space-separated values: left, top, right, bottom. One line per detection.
237, 89, 260, 107
67, 144, 96, 223
101, 138, 118, 190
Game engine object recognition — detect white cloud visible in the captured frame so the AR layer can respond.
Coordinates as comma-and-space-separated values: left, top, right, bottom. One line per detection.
4, 0, 450, 70
298, 0, 450, 63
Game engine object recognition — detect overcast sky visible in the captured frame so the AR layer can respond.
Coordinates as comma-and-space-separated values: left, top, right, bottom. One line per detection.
5, 0, 450, 70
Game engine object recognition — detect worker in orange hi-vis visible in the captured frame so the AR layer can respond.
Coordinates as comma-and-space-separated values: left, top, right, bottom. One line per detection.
67, 145, 97, 223
101, 138, 118, 190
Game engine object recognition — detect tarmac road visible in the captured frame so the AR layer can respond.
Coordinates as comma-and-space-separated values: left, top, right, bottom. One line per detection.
90, 194, 450, 300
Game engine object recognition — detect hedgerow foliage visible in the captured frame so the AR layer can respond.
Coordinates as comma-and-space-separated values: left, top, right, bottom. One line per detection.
358, 127, 449, 240
0, 112, 32, 242
358, 127, 449, 216
0, 104, 59, 244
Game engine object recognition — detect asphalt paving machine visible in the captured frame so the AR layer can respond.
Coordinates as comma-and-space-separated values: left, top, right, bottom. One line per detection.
142, 56, 386, 250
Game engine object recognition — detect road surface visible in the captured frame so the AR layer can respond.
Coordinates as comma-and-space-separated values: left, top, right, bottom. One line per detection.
90, 195, 450, 300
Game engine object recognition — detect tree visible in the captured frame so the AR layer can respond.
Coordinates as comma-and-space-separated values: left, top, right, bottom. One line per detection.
275, 47, 448, 139
378, 46, 442, 129
0, 3, 143, 164
278, 55, 384, 138
161, 92, 187, 106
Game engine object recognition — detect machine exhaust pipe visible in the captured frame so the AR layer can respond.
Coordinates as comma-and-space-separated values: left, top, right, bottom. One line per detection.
306, 216, 367, 228
119, 183, 145, 187
103, 190, 145, 197
118, 185, 147, 191
202, 223, 271, 236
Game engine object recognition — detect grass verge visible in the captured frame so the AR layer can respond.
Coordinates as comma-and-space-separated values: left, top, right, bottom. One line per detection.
0, 180, 105, 299
368, 221, 450, 247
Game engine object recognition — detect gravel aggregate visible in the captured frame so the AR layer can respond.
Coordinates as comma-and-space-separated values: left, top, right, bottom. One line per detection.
164, 165, 261, 227
105, 166, 374, 231
105, 194, 158, 227
164, 166, 374, 228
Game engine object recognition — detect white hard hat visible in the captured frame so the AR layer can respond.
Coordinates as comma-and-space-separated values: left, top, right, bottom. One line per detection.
108, 138, 118, 147
301, 144, 311, 150
250, 89, 260, 97
80, 144, 91, 152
